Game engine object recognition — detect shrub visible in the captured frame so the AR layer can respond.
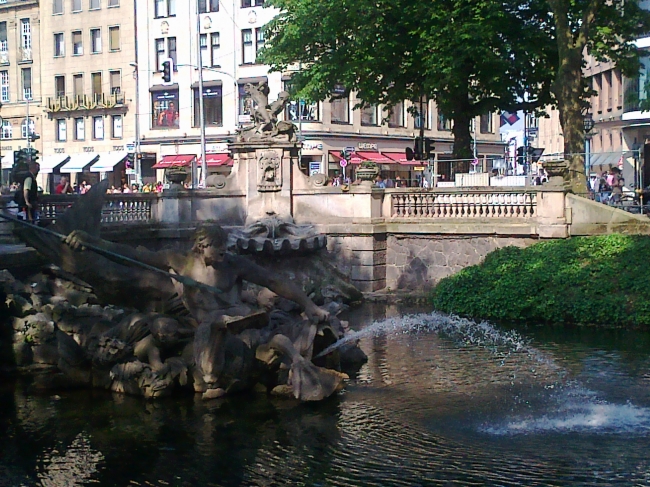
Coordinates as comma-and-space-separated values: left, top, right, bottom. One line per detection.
430, 235, 650, 328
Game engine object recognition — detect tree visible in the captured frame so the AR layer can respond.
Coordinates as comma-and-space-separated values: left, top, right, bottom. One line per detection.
259, 0, 556, 160
545, 0, 650, 193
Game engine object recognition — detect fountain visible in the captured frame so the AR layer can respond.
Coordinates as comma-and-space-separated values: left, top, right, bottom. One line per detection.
2, 91, 367, 402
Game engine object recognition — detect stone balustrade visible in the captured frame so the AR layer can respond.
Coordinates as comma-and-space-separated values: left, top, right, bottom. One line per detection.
389, 190, 537, 220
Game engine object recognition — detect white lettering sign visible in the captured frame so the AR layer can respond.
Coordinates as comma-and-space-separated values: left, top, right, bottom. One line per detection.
358, 142, 378, 150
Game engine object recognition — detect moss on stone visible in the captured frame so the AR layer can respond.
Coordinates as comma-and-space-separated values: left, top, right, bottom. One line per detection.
430, 234, 650, 328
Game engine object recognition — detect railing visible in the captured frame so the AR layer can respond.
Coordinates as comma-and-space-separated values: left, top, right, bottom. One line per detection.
1, 193, 155, 225
389, 190, 537, 219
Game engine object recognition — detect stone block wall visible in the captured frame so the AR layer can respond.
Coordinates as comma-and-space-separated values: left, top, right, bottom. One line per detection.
326, 233, 387, 292
385, 235, 537, 292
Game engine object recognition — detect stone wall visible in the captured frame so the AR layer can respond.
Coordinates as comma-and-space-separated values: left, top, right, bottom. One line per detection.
385, 235, 537, 292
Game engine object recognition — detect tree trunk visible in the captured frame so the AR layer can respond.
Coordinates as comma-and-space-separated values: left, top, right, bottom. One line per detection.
452, 111, 473, 162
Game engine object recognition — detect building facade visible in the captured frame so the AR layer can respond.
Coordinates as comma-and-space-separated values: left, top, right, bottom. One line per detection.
135, 0, 505, 187
0, 0, 43, 184
38, 0, 137, 191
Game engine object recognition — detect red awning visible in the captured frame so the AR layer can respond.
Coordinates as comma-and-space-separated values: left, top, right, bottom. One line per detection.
354, 151, 394, 164
383, 152, 425, 165
198, 153, 233, 167
152, 154, 196, 169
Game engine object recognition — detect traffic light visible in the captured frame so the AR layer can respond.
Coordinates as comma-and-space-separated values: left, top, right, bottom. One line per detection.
423, 138, 434, 160
23, 148, 39, 165
162, 59, 173, 83
516, 146, 525, 166
126, 152, 135, 169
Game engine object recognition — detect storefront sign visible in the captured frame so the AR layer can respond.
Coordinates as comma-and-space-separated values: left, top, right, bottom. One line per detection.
413, 166, 426, 171
206, 143, 229, 153
358, 142, 378, 150
302, 141, 323, 151
152, 90, 180, 129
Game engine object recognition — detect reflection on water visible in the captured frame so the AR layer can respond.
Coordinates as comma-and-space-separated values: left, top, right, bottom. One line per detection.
2, 303, 650, 486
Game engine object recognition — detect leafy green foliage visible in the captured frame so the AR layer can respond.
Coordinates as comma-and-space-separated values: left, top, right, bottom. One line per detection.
259, 0, 556, 159
430, 235, 650, 329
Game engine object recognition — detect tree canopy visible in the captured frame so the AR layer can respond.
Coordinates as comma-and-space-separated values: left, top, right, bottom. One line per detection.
260, 0, 650, 180
260, 0, 556, 159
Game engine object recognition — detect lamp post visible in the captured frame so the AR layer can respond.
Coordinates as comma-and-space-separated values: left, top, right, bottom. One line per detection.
583, 112, 594, 180
129, 62, 141, 184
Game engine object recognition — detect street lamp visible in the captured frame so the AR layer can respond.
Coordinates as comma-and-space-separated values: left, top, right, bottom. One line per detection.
129, 62, 141, 184
584, 112, 594, 178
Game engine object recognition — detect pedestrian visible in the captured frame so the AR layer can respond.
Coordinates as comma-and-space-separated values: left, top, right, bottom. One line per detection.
15, 162, 40, 221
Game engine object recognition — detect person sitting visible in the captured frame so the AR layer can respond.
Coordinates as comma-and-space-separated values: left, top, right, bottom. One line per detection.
55, 176, 73, 195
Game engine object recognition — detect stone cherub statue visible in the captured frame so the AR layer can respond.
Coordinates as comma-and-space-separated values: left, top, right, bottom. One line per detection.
237, 82, 296, 143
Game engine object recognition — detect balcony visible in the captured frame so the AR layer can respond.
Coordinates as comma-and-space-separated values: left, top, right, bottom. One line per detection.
45, 92, 126, 113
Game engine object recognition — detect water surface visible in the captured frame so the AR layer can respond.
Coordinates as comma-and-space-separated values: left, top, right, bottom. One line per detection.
2, 303, 650, 486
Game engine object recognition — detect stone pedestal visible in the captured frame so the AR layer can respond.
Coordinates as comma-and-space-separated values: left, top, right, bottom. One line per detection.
230, 141, 299, 225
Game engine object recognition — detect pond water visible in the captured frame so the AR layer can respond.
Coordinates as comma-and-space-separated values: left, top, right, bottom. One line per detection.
2, 303, 650, 486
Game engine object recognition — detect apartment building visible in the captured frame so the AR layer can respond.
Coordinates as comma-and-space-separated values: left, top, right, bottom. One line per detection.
0, 0, 43, 184
39, 0, 137, 190
135, 0, 504, 185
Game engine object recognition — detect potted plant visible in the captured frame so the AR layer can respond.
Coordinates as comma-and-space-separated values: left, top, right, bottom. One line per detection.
166, 166, 189, 186
356, 161, 380, 182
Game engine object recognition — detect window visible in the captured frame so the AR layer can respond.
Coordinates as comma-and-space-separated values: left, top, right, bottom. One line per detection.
0, 22, 7, 60
72, 30, 83, 55
21, 118, 35, 139
21, 19, 31, 51
108, 0, 119, 6
109, 70, 120, 94
437, 112, 452, 131
414, 99, 429, 129
74, 117, 85, 140
55, 75, 65, 97
199, 0, 218, 12
238, 82, 255, 117
53, 0, 64, 14
285, 99, 319, 122
21, 68, 32, 100
152, 89, 179, 128
155, 38, 165, 71
73, 74, 83, 97
193, 86, 222, 127
210, 33, 220, 67
330, 84, 349, 124
56, 119, 67, 142
93, 116, 104, 139
241, 0, 264, 7
111, 114, 122, 138
90, 28, 101, 53
199, 34, 209, 68
54, 33, 65, 57
109, 26, 120, 51
155, 0, 175, 17
480, 113, 493, 134
0, 70, 8, 103
91, 72, 102, 99
361, 104, 378, 126
388, 102, 404, 127
242, 29, 253, 64
1, 120, 12, 140
167, 37, 177, 69
72, 0, 81, 12
90, 0, 100, 9
255, 28, 264, 60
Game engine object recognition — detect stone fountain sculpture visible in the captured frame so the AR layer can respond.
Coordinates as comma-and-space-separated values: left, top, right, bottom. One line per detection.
9, 181, 366, 401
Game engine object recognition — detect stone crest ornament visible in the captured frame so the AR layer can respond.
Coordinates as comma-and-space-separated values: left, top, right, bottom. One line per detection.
258, 150, 281, 191
236, 82, 297, 143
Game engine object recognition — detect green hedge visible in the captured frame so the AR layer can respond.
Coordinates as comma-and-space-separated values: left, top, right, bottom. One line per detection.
430, 235, 650, 328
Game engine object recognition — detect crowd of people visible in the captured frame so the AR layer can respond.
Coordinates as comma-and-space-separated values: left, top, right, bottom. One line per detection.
106, 181, 165, 194
589, 167, 625, 204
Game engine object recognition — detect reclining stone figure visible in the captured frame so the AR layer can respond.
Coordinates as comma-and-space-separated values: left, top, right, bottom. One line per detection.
63, 224, 347, 400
